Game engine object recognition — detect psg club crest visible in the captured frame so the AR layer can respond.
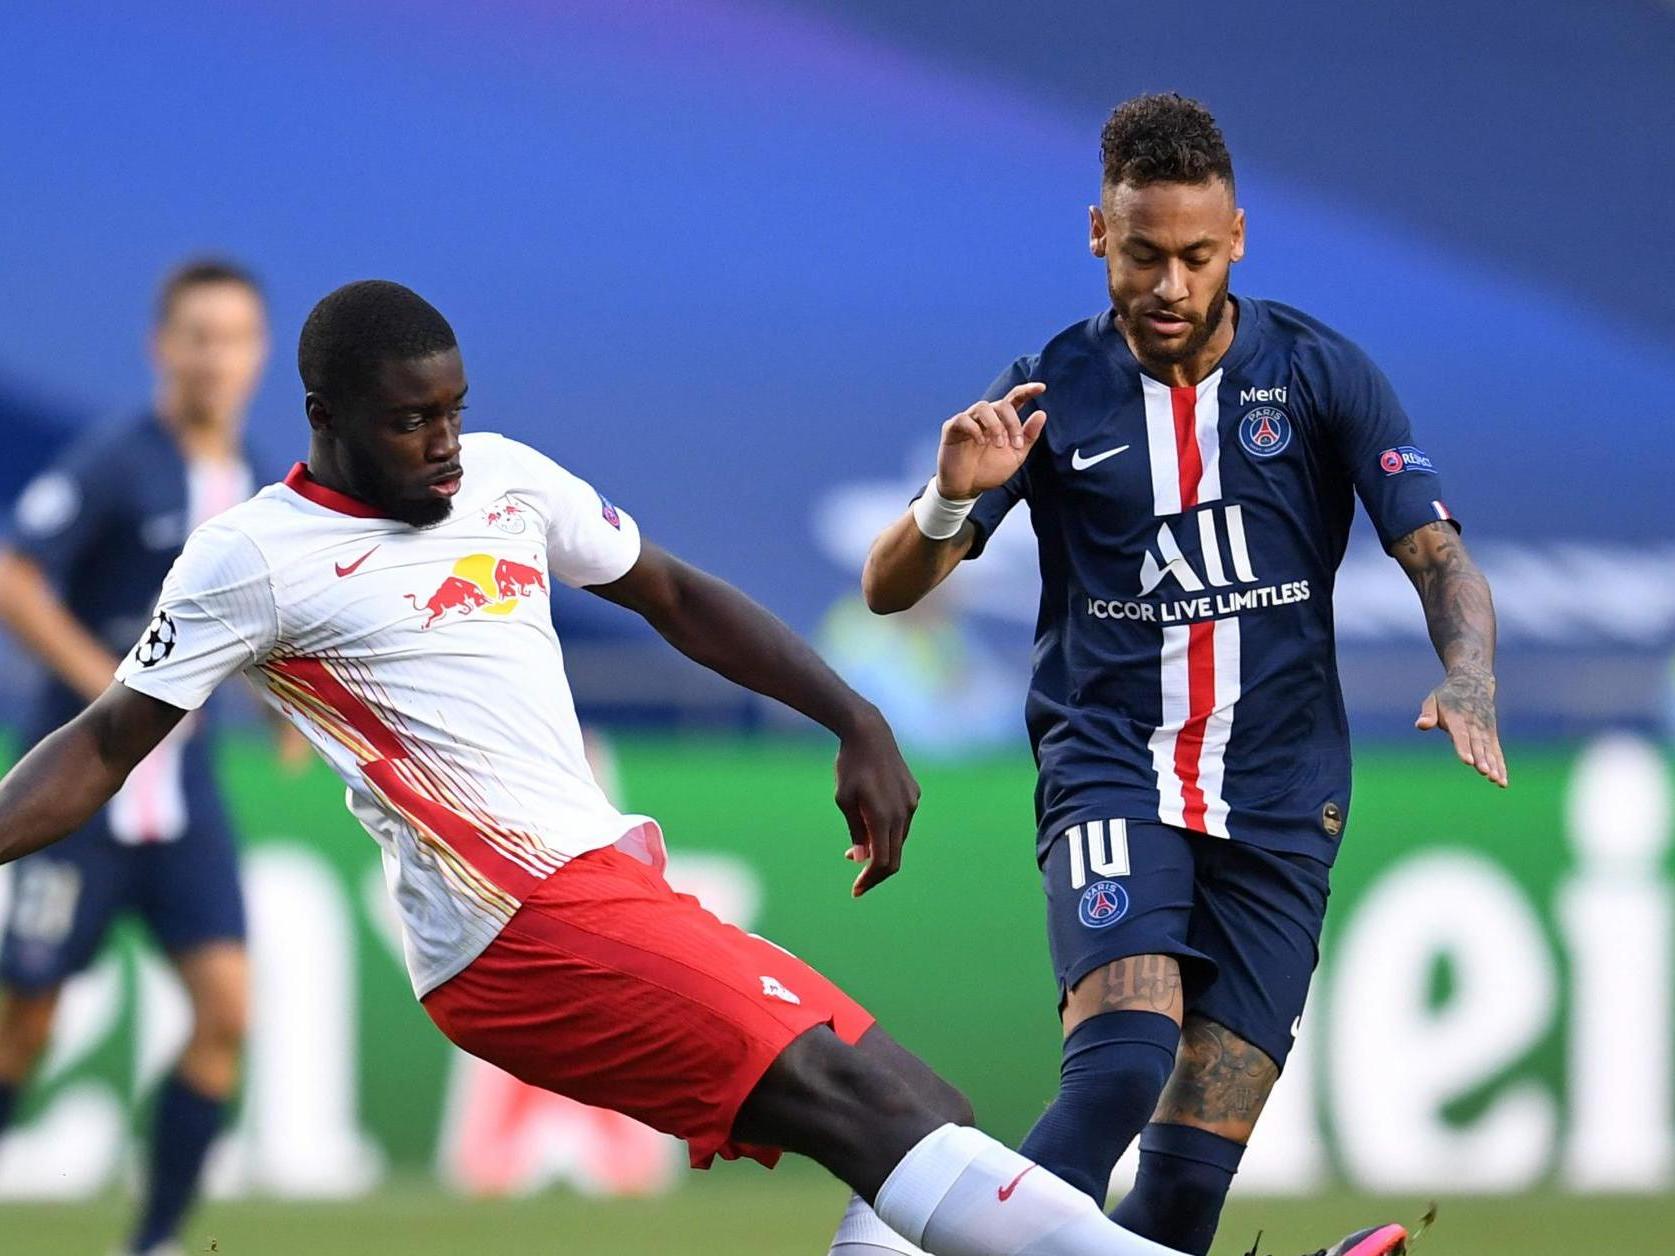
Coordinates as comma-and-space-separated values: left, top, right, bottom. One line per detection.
1077, 880, 1130, 929
1239, 406, 1292, 458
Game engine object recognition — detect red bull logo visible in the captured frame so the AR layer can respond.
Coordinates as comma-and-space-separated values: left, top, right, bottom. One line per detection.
484, 499, 528, 535
407, 553, 547, 630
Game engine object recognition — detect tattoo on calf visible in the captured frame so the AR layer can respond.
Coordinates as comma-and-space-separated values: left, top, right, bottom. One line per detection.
1155, 1017, 1279, 1131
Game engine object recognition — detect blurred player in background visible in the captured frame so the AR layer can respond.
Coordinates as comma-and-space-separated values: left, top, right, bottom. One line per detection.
863, 94, 1500, 1256
0, 280, 1370, 1256
0, 259, 282, 1256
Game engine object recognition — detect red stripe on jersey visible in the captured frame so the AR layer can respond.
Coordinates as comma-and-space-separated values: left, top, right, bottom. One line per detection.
1170, 385, 1204, 509
1174, 619, 1217, 831
269, 656, 407, 761
269, 656, 540, 898
363, 759, 541, 900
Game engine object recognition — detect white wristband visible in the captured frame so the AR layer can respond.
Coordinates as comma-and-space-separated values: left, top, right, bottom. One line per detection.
911, 476, 977, 541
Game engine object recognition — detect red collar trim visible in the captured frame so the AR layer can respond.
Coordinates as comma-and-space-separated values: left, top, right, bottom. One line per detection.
283, 463, 389, 519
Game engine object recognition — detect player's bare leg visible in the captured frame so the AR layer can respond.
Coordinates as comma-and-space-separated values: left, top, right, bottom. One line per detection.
825, 1026, 967, 1254
1148, 1015, 1278, 1145
0, 984, 61, 1136
1108, 1015, 1274, 1253
0, 986, 59, 1083
123, 941, 247, 1256
1086, 1013, 1411, 1256
737, 1023, 1193, 1256
1015, 954, 1184, 1206
170, 941, 247, 1097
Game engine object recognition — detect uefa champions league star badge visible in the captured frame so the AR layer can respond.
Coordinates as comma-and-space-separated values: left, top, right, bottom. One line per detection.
133, 610, 178, 667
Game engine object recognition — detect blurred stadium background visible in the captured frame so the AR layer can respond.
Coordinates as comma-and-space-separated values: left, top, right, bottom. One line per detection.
2, 1, 1673, 1252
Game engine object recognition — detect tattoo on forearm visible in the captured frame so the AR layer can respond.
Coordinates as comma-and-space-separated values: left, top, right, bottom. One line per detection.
1395, 521, 1499, 720
1154, 1016, 1279, 1133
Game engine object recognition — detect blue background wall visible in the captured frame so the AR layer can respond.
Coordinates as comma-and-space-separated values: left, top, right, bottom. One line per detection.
3, 0, 1671, 732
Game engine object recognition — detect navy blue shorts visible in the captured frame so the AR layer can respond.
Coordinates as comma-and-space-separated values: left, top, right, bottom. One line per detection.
1040, 818, 1329, 1070
1, 765, 245, 993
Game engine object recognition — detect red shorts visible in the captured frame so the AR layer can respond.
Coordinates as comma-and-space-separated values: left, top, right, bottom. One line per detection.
422, 842, 875, 1168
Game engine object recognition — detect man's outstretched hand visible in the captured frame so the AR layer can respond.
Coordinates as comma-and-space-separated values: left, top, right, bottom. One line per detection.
1416, 666, 1508, 787
834, 707, 921, 896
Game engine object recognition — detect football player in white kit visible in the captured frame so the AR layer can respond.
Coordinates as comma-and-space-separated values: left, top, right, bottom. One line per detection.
0, 280, 1354, 1256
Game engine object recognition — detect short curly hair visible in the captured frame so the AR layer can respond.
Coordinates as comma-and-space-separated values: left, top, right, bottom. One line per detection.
298, 280, 457, 403
1101, 93, 1234, 190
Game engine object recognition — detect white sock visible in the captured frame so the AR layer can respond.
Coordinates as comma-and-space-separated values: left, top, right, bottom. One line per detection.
829, 1192, 929, 1254
873, 1125, 1187, 1256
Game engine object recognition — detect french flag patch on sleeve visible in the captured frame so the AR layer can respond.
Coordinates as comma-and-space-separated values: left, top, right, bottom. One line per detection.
1432, 500, 1453, 523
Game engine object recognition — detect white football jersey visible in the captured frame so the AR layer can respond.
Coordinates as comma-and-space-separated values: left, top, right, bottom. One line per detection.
115, 432, 652, 995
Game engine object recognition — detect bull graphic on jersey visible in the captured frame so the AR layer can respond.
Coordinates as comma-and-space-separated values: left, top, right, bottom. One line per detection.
407, 553, 548, 629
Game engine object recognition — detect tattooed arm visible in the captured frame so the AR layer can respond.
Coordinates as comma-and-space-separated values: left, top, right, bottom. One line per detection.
1390, 521, 1507, 787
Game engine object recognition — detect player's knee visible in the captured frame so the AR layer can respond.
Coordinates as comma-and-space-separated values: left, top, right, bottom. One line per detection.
199, 1003, 248, 1054
0, 991, 60, 1078
1058, 1010, 1179, 1113
925, 1077, 975, 1128
782, 1029, 936, 1128
191, 988, 249, 1053
1153, 1018, 1277, 1141
903, 1049, 974, 1126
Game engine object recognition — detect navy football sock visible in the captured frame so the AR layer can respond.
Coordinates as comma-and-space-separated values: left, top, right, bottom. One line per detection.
1017, 1009, 1179, 1204
1110, 1121, 1246, 1255
0, 1080, 17, 1133
131, 1073, 227, 1252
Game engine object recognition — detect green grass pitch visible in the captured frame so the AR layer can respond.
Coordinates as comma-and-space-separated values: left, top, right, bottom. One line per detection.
4, 1167, 1669, 1254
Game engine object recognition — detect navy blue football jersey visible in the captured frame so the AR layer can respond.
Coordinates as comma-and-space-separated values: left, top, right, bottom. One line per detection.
5, 412, 273, 742
967, 298, 1455, 861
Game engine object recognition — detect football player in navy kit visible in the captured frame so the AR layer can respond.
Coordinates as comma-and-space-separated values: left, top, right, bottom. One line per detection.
0, 260, 284, 1256
864, 94, 1500, 1256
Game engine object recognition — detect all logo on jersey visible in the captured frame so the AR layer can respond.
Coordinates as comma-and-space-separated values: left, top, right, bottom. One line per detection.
483, 497, 529, 534
1137, 505, 1257, 597
1077, 880, 1130, 929
1086, 506, 1312, 623
1378, 445, 1436, 476
406, 553, 548, 629
1239, 406, 1292, 458
133, 610, 177, 667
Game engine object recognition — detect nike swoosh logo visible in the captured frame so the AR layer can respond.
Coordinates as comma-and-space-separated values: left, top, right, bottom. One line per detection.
1070, 445, 1129, 470
997, 1163, 1038, 1202
335, 546, 379, 577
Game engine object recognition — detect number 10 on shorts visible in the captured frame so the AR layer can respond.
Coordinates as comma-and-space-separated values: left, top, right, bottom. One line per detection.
1064, 818, 1131, 890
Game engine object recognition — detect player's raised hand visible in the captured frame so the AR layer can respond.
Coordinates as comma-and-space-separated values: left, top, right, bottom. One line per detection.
834, 708, 921, 897
1416, 667, 1508, 788
935, 382, 1048, 500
